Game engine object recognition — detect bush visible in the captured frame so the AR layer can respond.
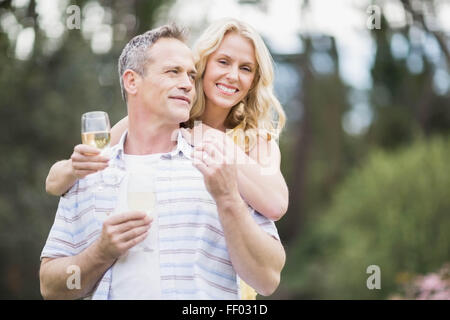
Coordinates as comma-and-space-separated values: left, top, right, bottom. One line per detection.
390, 263, 450, 300
283, 136, 450, 299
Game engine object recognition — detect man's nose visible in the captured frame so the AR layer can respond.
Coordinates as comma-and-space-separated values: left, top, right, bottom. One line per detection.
179, 73, 193, 92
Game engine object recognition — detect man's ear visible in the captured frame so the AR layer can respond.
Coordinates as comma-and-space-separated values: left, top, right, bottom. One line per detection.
122, 69, 140, 98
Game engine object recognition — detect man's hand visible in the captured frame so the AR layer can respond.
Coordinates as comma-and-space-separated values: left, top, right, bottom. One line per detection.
181, 124, 248, 166
191, 136, 240, 202
95, 211, 152, 261
70, 144, 110, 179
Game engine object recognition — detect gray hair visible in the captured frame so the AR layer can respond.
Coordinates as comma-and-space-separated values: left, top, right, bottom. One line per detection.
118, 23, 188, 102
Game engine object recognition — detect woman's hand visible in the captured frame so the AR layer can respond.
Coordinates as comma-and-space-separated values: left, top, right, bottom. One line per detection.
46, 144, 110, 196
70, 144, 109, 179
181, 124, 247, 165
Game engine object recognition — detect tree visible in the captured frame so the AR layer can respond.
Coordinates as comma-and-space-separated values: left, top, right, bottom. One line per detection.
0, 0, 169, 298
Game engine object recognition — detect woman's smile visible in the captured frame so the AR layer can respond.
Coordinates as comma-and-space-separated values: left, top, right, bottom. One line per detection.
202, 32, 256, 110
216, 83, 239, 95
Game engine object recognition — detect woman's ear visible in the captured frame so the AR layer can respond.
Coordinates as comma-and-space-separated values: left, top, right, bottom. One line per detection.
122, 69, 139, 98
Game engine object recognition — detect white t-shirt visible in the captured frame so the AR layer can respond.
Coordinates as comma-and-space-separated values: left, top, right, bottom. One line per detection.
110, 153, 163, 300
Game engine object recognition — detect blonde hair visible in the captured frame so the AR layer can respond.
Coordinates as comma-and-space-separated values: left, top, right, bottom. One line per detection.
185, 18, 286, 152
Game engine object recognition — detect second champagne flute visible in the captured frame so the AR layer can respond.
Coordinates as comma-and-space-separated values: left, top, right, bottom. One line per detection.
127, 171, 157, 252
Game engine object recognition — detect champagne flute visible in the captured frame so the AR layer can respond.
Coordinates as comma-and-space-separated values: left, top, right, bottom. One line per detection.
81, 111, 111, 153
81, 111, 111, 191
127, 171, 157, 252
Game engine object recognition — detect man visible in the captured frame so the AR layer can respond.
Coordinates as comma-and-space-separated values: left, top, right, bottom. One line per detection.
39, 24, 285, 299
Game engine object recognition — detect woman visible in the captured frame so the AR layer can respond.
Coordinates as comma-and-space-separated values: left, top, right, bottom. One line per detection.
45, 18, 288, 299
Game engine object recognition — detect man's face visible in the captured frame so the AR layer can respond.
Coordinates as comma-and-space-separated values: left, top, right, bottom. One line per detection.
137, 38, 197, 124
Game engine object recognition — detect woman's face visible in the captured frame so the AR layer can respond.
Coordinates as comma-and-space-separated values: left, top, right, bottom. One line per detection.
202, 32, 257, 111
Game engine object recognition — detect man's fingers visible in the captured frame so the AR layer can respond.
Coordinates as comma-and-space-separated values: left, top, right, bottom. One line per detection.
113, 215, 152, 234
118, 225, 151, 243
123, 230, 149, 251
192, 155, 211, 177
201, 143, 226, 164
106, 210, 148, 226
195, 145, 224, 167
193, 160, 207, 174
201, 151, 216, 167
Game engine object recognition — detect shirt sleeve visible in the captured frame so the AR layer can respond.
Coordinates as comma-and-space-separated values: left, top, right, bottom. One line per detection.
40, 185, 80, 260
249, 208, 280, 241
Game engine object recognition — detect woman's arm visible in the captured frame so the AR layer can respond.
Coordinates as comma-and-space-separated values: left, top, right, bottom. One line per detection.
45, 159, 77, 196
192, 145, 285, 295
110, 116, 128, 146
45, 116, 129, 196
237, 136, 289, 221
45, 145, 109, 196
182, 126, 289, 221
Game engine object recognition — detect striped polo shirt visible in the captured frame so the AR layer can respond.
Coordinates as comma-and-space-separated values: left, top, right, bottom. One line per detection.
41, 129, 280, 299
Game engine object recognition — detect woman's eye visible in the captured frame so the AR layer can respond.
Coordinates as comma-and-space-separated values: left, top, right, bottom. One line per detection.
218, 60, 227, 65
241, 67, 251, 72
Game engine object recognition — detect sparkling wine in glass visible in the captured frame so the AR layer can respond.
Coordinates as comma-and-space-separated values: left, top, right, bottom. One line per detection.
81, 111, 111, 192
127, 171, 157, 252
81, 111, 111, 154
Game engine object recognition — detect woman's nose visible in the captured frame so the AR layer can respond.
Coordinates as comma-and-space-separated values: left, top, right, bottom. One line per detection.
225, 65, 239, 82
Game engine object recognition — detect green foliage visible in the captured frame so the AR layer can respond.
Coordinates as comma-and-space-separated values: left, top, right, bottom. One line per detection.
282, 136, 450, 299
0, 0, 168, 299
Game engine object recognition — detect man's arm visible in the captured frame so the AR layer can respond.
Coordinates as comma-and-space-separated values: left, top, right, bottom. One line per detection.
40, 240, 115, 299
40, 211, 152, 299
216, 193, 285, 296
192, 147, 285, 296
181, 127, 289, 221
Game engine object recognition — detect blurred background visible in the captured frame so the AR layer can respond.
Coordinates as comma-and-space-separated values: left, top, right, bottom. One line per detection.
0, 0, 449, 299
